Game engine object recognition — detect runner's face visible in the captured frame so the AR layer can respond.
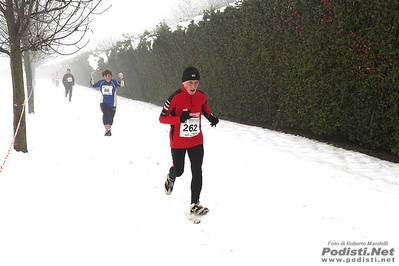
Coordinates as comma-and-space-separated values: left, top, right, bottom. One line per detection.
183, 80, 199, 95
104, 74, 112, 82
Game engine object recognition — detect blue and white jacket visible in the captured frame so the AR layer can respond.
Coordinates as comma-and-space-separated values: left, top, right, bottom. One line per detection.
90, 78, 124, 107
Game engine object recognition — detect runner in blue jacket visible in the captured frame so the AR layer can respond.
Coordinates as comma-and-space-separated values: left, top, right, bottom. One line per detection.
90, 69, 124, 136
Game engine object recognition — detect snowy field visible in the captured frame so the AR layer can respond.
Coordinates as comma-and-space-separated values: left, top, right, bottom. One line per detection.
0, 79, 398, 266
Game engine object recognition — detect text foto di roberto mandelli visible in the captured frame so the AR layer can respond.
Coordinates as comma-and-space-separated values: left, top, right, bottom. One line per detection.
328, 241, 390, 246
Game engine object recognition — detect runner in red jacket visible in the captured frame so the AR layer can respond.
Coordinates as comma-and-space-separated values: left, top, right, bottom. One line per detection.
159, 66, 219, 216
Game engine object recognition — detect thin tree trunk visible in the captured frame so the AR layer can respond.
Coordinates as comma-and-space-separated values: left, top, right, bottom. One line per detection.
24, 51, 35, 114
10, 38, 28, 153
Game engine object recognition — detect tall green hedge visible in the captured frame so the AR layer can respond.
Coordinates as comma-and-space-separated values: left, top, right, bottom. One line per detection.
71, 0, 399, 156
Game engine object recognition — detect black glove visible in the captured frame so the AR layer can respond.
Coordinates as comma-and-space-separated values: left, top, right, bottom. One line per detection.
180, 110, 192, 123
208, 114, 219, 127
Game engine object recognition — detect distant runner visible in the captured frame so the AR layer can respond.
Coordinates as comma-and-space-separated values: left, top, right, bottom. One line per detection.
62, 69, 75, 102
90, 69, 124, 136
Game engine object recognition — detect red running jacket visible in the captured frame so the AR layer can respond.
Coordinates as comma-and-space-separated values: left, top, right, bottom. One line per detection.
159, 86, 212, 149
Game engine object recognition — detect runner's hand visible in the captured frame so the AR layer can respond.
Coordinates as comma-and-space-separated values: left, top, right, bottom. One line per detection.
180, 110, 192, 123
208, 114, 219, 127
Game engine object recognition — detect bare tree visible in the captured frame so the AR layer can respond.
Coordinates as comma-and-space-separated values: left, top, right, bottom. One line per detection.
206, 0, 236, 9
23, 50, 35, 114
22, 48, 46, 114
168, 0, 235, 24
0, 0, 107, 153
168, 0, 203, 23
94, 35, 119, 52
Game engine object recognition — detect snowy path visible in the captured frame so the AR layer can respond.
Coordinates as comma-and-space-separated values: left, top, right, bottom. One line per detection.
1, 79, 398, 266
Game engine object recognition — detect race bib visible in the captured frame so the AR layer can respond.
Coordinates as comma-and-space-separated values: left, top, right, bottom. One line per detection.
67, 77, 73, 82
180, 118, 200, 138
102, 85, 113, 95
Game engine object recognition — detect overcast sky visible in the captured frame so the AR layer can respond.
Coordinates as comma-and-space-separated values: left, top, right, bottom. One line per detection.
0, 0, 179, 70
87, 0, 179, 45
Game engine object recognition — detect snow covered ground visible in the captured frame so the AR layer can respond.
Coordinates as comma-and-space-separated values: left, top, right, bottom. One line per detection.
1, 79, 398, 266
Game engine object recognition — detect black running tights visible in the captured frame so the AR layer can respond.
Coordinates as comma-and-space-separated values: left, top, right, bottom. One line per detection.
169, 145, 204, 204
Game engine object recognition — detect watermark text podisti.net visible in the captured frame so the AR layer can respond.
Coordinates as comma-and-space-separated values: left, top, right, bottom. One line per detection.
321, 241, 395, 263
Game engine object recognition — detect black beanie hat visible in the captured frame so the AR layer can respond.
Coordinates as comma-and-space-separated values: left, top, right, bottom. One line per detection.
182, 67, 200, 82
